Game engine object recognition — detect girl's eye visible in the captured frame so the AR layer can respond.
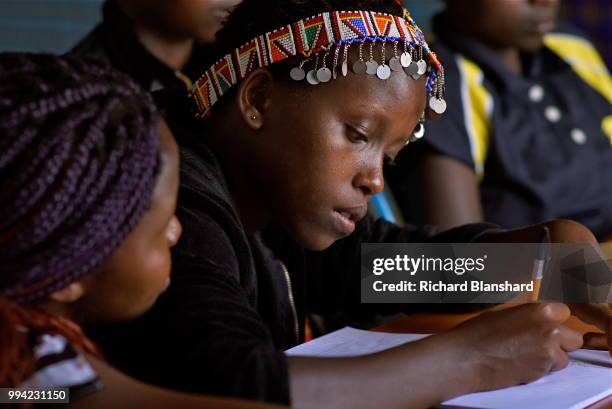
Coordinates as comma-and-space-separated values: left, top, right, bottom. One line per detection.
347, 125, 369, 144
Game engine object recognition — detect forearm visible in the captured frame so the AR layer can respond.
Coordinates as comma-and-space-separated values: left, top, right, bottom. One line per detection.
479, 219, 598, 244
77, 355, 286, 409
418, 153, 484, 230
289, 335, 476, 409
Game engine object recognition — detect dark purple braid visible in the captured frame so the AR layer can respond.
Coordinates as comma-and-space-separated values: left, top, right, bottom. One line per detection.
0, 53, 161, 304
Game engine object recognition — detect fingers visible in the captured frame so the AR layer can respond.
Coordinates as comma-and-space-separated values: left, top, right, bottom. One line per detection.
529, 304, 578, 373
537, 302, 571, 323
549, 347, 570, 372
503, 302, 569, 322
557, 325, 583, 352
570, 303, 612, 356
570, 303, 611, 330
583, 332, 609, 350
536, 305, 579, 373
541, 324, 580, 372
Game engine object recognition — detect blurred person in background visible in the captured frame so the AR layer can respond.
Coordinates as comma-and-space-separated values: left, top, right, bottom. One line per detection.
385, 0, 612, 241
72, 0, 242, 93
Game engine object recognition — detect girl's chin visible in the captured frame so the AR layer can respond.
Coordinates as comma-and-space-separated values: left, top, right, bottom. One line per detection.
285, 216, 347, 251
296, 230, 343, 251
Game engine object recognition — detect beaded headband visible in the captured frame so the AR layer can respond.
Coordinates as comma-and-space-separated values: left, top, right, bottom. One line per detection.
191, 9, 446, 139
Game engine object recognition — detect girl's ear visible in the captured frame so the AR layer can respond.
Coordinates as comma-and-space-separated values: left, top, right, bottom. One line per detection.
49, 282, 86, 303
236, 68, 275, 131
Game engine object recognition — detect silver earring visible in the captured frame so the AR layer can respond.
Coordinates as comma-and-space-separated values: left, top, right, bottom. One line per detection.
409, 120, 425, 143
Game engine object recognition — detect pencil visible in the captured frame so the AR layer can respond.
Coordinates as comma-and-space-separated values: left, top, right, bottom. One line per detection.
530, 226, 550, 302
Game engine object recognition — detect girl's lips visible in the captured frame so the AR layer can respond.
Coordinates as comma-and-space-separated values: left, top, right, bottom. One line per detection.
530, 18, 556, 34
212, 8, 231, 21
213, 1, 241, 20
332, 210, 356, 236
537, 20, 555, 33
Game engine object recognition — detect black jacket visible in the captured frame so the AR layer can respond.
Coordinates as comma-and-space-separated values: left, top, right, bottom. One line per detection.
90, 135, 498, 404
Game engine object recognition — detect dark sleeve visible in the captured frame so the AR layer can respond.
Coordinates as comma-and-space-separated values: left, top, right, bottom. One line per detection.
93, 208, 291, 404
304, 216, 499, 318
418, 46, 477, 170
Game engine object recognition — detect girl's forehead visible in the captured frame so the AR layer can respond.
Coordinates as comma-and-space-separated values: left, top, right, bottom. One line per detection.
298, 66, 427, 117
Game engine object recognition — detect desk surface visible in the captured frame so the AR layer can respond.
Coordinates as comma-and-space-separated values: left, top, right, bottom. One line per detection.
375, 310, 611, 408
376, 310, 602, 335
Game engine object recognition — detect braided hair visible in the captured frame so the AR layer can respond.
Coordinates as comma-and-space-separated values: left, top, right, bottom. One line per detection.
0, 53, 161, 386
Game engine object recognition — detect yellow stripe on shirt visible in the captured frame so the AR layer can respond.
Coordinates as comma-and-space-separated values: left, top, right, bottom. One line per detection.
456, 55, 494, 180
544, 33, 612, 104
602, 115, 612, 146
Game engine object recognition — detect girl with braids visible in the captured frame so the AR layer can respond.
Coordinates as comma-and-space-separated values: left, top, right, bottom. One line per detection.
90, 1, 611, 408
0, 52, 284, 409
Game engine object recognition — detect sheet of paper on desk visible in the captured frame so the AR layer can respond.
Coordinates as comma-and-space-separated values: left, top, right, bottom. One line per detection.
285, 327, 428, 357
285, 327, 612, 409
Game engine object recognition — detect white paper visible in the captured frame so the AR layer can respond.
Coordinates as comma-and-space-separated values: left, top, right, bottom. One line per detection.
286, 327, 429, 357
285, 327, 612, 409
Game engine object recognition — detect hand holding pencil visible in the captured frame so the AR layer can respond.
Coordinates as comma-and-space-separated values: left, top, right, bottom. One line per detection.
532, 221, 612, 356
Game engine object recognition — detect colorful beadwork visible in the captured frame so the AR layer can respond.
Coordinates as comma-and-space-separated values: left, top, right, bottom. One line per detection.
191, 10, 445, 117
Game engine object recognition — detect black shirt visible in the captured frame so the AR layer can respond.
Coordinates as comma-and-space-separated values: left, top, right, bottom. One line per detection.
90, 134, 499, 404
388, 15, 612, 239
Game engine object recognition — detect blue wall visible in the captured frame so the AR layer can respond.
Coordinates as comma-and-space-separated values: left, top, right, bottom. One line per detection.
0, 0, 103, 53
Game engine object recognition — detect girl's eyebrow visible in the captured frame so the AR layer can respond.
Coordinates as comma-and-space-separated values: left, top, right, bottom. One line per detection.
347, 110, 390, 133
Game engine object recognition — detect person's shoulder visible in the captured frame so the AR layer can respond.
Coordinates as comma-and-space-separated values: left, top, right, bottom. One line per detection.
160, 101, 248, 255
175, 141, 248, 251
169, 102, 226, 193
543, 23, 611, 97
179, 143, 230, 203
70, 23, 107, 57
549, 22, 594, 42
543, 22, 607, 59
170, 143, 257, 286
